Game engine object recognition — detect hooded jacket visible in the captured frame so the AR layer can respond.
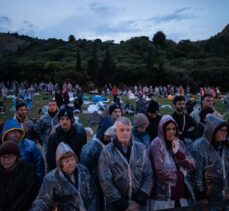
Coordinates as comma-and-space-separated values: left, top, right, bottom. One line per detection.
148, 115, 195, 201
36, 111, 59, 148
191, 114, 229, 202
1, 119, 45, 189
99, 138, 153, 211
31, 142, 96, 211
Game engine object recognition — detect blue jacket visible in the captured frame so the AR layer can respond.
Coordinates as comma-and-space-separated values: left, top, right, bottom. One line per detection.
96, 117, 114, 140
1, 119, 45, 189
133, 127, 151, 148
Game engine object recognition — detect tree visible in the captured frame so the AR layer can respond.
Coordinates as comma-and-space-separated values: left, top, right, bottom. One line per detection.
76, 48, 81, 71
68, 35, 76, 42
87, 43, 100, 84
153, 31, 166, 46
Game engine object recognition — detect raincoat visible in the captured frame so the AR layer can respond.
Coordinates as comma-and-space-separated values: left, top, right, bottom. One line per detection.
99, 138, 153, 211
148, 115, 195, 205
36, 111, 59, 149
191, 114, 229, 202
31, 142, 96, 211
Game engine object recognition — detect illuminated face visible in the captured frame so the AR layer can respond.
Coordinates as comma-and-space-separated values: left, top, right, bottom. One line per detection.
115, 122, 132, 145
202, 97, 213, 109
215, 126, 228, 142
5, 130, 22, 143
0, 154, 17, 169
165, 122, 177, 142
136, 125, 148, 133
61, 155, 77, 174
48, 101, 58, 113
175, 100, 185, 114
59, 117, 72, 131
17, 106, 27, 118
111, 109, 122, 120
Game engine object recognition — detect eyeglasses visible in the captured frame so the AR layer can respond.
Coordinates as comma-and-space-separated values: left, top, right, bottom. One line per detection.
219, 128, 228, 133
0, 154, 16, 160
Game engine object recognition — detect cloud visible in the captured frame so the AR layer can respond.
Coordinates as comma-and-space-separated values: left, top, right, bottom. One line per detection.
0, 16, 12, 31
149, 7, 197, 24
95, 19, 140, 34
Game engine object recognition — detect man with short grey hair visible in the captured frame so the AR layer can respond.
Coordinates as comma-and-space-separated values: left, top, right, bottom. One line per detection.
99, 117, 153, 211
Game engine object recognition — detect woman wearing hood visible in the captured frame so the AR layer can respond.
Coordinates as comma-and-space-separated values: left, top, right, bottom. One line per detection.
30, 142, 96, 211
191, 114, 229, 203
148, 115, 196, 210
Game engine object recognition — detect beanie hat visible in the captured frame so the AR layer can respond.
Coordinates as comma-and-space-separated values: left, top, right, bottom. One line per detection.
104, 126, 115, 136
147, 100, 159, 113
134, 113, 149, 127
109, 104, 122, 115
0, 141, 20, 156
58, 107, 74, 123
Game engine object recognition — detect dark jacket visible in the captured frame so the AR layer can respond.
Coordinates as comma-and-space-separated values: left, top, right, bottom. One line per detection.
99, 139, 153, 211
80, 138, 105, 210
0, 160, 37, 211
96, 117, 114, 140
190, 114, 229, 202
133, 127, 151, 148
47, 124, 86, 171
172, 112, 196, 147
146, 114, 161, 140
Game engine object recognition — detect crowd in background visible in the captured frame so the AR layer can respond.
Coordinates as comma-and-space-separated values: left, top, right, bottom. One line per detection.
0, 81, 228, 210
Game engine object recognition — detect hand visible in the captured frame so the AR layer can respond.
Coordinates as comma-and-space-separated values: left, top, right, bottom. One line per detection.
172, 138, 179, 154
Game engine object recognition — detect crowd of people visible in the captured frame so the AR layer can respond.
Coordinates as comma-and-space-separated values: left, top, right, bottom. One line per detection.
0, 81, 228, 210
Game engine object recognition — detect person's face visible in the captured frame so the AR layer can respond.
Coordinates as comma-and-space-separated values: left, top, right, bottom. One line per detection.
61, 155, 77, 174
17, 106, 27, 118
59, 117, 72, 131
48, 101, 58, 113
215, 126, 228, 142
115, 122, 132, 145
175, 100, 185, 114
0, 154, 17, 169
5, 130, 21, 143
202, 97, 213, 109
136, 125, 148, 133
165, 122, 177, 142
111, 109, 122, 120
103, 135, 112, 144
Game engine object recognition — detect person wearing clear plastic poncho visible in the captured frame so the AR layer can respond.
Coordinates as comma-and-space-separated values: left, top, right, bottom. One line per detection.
99, 117, 153, 211
148, 115, 196, 210
191, 114, 229, 203
31, 142, 96, 211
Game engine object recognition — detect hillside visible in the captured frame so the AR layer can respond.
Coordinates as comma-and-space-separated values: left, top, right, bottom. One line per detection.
0, 25, 229, 91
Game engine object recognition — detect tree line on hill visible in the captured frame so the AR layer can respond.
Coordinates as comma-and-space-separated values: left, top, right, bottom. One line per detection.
0, 24, 229, 92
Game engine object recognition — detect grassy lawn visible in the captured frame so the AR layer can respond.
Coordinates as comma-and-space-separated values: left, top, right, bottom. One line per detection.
0, 93, 227, 130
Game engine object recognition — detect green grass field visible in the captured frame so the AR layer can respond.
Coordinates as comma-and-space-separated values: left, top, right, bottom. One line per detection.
0, 93, 227, 130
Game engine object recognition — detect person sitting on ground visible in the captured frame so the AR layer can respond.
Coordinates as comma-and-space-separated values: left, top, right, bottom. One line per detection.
31, 142, 96, 210
0, 141, 37, 211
